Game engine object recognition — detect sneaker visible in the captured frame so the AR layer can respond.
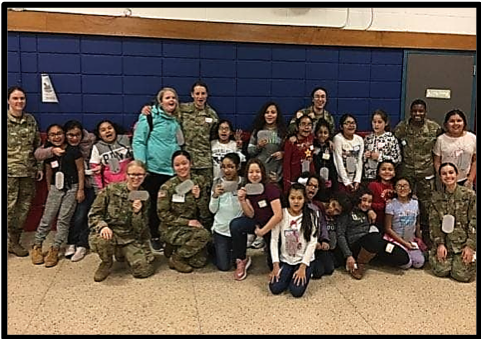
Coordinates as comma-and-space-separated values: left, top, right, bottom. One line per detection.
251, 236, 265, 249
234, 256, 252, 281
246, 234, 256, 248
150, 238, 164, 252
65, 244, 76, 258
71, 247, 87, 262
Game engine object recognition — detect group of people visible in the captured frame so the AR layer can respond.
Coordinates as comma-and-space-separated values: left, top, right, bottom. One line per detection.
7, 82, 476, 298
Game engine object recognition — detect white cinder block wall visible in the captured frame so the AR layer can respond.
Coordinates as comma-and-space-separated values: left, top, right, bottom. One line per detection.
22, 7, 476, 35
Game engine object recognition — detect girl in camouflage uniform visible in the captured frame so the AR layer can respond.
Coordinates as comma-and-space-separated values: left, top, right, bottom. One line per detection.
88, 160, 154, 282
157, 150, 211, 273
429, 163, 476, 282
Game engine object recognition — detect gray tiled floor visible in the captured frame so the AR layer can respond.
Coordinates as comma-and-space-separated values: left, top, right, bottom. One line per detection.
6, 232, 476, 335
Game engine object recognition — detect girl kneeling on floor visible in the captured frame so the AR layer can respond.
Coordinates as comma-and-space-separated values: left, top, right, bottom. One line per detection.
269, 183, 318, 298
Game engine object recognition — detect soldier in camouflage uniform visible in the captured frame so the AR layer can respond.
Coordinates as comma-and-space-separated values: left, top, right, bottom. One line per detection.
88, 161, 154, 282
287, 87, 335, 136
429, 163, 476, 283
157, 150, 211, 273
179, 81, 219, 186
393, 99, 442, 247
7, 86, 43, 257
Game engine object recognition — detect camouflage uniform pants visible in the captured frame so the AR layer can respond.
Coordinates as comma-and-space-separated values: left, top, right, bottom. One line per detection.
89, 234, 154, 278
7, 177, 36, 237
429, 249, 476, 282
192, 168, 213, 191
162, 226, 211, 267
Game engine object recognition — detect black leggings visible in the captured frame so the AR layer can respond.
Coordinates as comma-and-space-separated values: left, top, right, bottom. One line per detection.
351, 233, 410, 267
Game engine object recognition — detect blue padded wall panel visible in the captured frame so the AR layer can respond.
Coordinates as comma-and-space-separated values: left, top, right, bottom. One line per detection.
82, 55, 123, 75
339, 64, 371, 81
272, 62, 305, 79
8, 52, 20, 72
21, 53, 37, 73
306, 63, 339, 80
20, 35, 37, 52
38, 35, 80, 54
81, 36, 122, 55
237, 44, 271, 60
42, 113, 84, 130
306, 48, 339, 63
201, 59, 236, 78
237, 61, 271, 79
123, 76, 163, 95
8, 33, 19, 51
82, 76, 122, 94
123, 38, 163, 56
124, 56, 162, 76
200, 43, 236, 59
163, 59, 199, 77
163, 41, 200, 58
38, 54, 80, 73
50, 75, 82, 94
9, 33, 406, 132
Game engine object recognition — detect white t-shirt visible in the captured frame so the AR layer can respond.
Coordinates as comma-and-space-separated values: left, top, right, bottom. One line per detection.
433, 132, 476, 182
270, 208, 317, 266
333, 133, 364, 185
211, 140, 246, 180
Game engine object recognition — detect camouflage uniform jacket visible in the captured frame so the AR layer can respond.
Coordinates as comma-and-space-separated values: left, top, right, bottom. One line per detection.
393, 118, 442, 178
7, 110, 41, 177
288, 106, 335, 136
157, 173, 210, 231
88, 182, 151, 245
179, 102, 219, 169
429, 185, 476, 253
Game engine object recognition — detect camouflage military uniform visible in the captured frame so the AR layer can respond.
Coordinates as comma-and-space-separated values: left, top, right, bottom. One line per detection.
179, 102, 219, 185
393, 118, 442, 241
157, 173, 211, 268
287, 106, 335, 136
429, 185, 476, 282
88, 183, 154, 278
7, 110, 41, 242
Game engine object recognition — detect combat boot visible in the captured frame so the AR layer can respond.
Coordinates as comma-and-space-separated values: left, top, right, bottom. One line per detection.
188, 249, 208, 268
31, 244, 45, 265
131, 262, 155, 279
8, 233, 29, 257
94, 260, 113, 282
164, 243, 175, 259
44, 246, 60, 268
169, 254, 193, 273
351, 247, 376, 280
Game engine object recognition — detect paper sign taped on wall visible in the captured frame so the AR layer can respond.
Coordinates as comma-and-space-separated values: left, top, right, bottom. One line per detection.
426, 88, 451, 99
41, 74, 59, 103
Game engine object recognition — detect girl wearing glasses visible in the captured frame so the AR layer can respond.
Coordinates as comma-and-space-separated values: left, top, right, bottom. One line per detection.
384, 177, 425, 269
88, 160, 154, 282
31, 124, 85, 268
333, 114, 364, 194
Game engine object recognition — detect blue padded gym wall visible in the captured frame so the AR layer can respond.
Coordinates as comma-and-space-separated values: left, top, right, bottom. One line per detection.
7, 32, 403, 132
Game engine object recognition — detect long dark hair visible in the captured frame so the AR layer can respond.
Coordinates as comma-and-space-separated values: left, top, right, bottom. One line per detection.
250, 101, 287, 139
288, 183, 319, 242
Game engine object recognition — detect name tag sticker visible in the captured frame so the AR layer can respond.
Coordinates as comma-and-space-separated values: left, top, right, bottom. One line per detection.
258, 200, 267, 208
172, 194, 186, 203
51, 160, 59, 168
205, 118, 213, 123
322, 152, 330, 160
385, 243, 394, 253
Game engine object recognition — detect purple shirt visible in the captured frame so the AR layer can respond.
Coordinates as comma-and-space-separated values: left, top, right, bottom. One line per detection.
247, 183, 281, 226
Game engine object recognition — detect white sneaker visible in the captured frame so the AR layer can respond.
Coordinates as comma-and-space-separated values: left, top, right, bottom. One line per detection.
246, 234, 256, 248
71, 247, 88, 262
65, 244, 76, 258
251, 236, 265, 249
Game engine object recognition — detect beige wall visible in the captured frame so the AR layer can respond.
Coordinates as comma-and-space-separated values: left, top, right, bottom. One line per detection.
15, 7, 476, 35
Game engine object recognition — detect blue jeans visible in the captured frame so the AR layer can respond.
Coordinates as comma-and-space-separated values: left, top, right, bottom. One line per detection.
229, 216, 272, 270
269, 262, 313, 298
212, 232, 233, 271
68, 187, 95, 248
